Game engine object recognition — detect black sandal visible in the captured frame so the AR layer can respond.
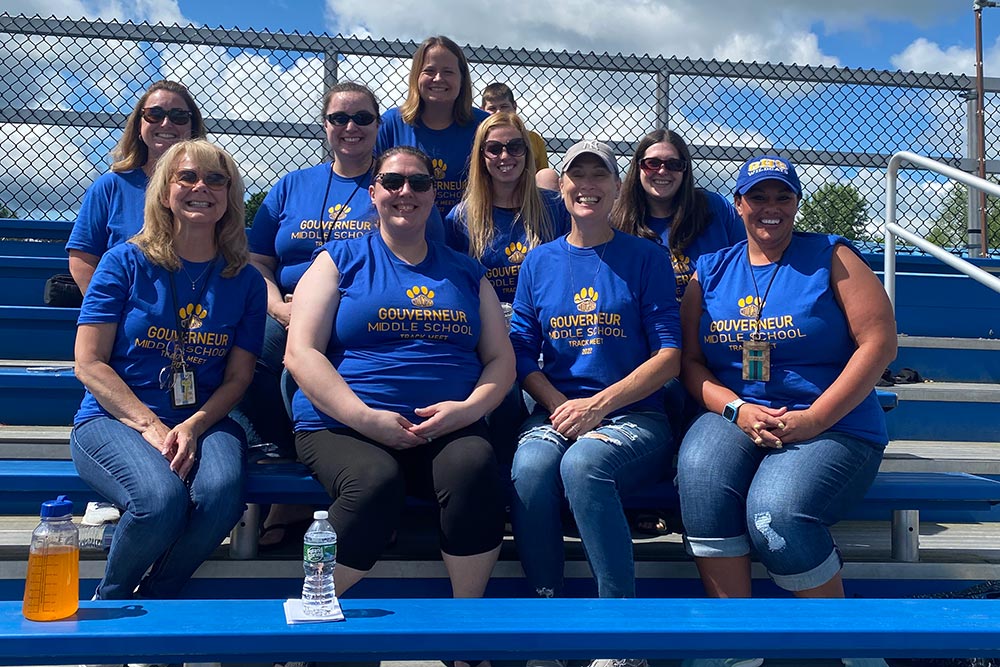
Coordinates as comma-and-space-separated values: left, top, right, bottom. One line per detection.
258, 519, 312, 552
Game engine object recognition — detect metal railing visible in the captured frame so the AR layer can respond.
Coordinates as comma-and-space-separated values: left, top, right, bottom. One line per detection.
883, 150, 1000, 311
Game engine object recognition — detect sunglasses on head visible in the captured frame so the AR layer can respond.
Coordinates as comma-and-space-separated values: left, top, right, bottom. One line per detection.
172, 169, 231, 191
482, 138, 527, 158
639, 157, 686, 173
376, 172, 434, 193
142, 106, 193, 125
325, 111, 377, 126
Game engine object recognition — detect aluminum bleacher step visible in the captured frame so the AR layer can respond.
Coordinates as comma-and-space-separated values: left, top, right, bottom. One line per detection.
895, 335, 1000, 383
885, 381, 1000, 442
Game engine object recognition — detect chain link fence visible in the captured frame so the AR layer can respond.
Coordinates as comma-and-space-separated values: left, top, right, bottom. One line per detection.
1, 13, 996, 255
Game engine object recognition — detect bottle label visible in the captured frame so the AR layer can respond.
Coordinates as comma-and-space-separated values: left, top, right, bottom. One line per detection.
304, 543, 336, 563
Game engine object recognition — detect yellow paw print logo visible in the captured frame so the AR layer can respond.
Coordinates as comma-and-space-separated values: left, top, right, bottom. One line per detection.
179, 303, 208, 330
738, 295, 762, 318
573, 287, 598, 313
505, 242, 527, 264
328, 203, 352, 220
431, 158, 447, 180
406, 285, 435, 307
671, 252, 691, 275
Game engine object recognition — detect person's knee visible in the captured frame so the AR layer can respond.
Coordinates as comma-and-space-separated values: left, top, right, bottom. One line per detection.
131, 479, 188, 528
512, 432, 564, 492
340, 457, 405, 511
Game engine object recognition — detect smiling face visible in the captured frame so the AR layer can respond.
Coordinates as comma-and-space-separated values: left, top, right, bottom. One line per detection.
735, 180, 800, 254
324, 90, 378, 163
417, 45, 462, 108
163, 153, 229, 230
639, 141, 684, 209
560, 154, 620, 223
140, 89, 194, 165
369, 153, 435, 239
482, 125, 526, 187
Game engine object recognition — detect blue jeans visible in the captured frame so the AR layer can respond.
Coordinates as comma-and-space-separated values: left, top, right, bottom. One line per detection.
677, 411, 883, 591
231, 314, 294, 455
511, 409, 674, 598
70, 416, 246, 599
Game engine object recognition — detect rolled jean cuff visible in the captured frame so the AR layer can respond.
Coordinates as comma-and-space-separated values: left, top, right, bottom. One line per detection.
769, 548, 842, 592
683, 533, 751, 558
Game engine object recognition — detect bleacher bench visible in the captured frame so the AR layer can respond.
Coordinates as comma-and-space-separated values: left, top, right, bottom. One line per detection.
1, 597, 1000, 664
0, 459, 997, 563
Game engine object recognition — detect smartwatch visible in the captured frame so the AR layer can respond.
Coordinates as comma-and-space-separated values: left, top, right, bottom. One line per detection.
723, 399, 746, 423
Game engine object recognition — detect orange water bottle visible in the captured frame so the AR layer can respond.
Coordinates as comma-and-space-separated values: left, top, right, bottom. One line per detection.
22, 495, 79, 621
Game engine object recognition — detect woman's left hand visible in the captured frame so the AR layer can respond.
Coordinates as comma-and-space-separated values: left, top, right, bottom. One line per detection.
549, 397, 606, 440
767, 408, 825, 446
411, 402, 476, 442
163, 422, 202, 480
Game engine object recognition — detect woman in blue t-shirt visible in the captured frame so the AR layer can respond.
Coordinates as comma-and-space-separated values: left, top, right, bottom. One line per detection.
376, 35, 490, 218
509, 140, 681, 619
285, 146, 514, 621
676, 156, 895, 667
67, 80, 206, 294
70, 140, 266, 600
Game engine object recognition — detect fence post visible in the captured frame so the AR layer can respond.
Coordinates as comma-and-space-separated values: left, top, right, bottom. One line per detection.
320, 41, 340, 163
966, 91, 984, 258
655, 71, 670, 131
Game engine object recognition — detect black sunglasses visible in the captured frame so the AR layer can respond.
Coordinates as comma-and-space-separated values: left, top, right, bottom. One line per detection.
325, 111, 377, 126
376, 172, 434, 193
482, 139, 527, 158
639, 157, 686, 173
172, 169, 231, 191
142, 106, 193, 125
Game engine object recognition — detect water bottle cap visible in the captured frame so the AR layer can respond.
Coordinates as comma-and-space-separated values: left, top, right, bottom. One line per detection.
313, 510, 328, 520
40, 495, 73, 518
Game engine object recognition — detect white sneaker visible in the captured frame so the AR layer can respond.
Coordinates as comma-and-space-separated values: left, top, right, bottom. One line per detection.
842, 660, 889, 667
527, 661, 567, 667
82, 501, 120, 526
680, 660, 764, 667
589, 660, 648, 667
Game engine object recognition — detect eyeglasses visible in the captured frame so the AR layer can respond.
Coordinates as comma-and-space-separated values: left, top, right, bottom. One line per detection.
142, 106, 193, 125
376, 172, 434, 193
639, 157, 686, 173
482, 139, 527, 158
172, 169, 231, 191
325, 111, 377, 126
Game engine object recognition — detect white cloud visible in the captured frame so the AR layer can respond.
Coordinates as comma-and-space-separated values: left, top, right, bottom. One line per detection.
1, 0, 183, 23
890, 36, 1000, 76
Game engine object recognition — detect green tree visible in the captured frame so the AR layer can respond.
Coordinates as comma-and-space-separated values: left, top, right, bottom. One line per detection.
797, 183, 868, 241
245, 191, 268, 228
927, 181, 1000, 252
0, 204, 17, 219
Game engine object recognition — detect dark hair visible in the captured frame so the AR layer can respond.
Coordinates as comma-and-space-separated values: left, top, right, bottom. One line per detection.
481, 82, 516, 107
611, 129, 709, 253
320, 81, 381, 120
373, 146, 434, 177
112, 80, 205, 173
400, 36, 475, 126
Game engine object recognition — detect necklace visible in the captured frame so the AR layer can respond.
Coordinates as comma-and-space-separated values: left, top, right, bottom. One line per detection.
180, 259, 214, 291
320, 158, 374, 245
567, 228, 614, 312
741, 249, 782, 382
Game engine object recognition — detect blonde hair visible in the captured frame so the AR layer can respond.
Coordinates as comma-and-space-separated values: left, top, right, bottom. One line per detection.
132, 140, 247, 277
459, 112, 553, 260
400, 36, 475, 126
111, 80, 205, 173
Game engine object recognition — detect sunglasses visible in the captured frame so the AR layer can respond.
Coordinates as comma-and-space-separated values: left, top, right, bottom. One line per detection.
639, 157, 686, 173
376, 172, 434, 193
325, 111, 377, 126
142, 106, 193, 125
172, 169, 231, 191
482, 139, 527, 158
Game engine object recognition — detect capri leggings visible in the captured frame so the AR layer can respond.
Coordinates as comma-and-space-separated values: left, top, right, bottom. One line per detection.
295, 422, 505, 571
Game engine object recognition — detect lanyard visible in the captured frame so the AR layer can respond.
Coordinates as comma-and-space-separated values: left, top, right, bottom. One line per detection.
168, 257, 218, 364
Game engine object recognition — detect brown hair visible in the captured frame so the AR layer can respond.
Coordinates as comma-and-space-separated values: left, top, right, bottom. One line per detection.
320, 80, 381, 121
481, 82, 516, 108
400, 36, 475, 126
111, 80, 205, 173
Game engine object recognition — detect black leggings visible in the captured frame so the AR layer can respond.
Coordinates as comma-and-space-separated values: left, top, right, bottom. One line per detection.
295, 422, 505, 571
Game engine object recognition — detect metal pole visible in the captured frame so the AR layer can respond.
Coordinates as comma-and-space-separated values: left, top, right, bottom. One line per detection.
974, 1, 996, 255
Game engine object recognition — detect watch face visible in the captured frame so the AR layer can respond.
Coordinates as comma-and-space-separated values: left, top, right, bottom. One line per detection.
723, 405, 736, 421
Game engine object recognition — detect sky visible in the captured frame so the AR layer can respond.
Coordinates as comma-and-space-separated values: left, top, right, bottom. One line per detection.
5, 0, 1000, 76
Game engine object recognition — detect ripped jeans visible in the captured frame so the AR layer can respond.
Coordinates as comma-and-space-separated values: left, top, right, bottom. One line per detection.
510, 409, 673, 598
677, 411, 883, 592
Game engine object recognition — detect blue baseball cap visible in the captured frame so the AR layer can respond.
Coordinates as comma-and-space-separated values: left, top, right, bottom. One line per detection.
734, 155, 802, 197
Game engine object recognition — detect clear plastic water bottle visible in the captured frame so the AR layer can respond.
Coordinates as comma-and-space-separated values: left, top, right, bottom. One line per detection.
22, 495, 79, 621
301, 510, 337, 616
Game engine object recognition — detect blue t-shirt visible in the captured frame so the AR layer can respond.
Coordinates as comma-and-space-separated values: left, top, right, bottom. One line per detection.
293, 233, 487, 431
247, 163, 445, 294
443, 189, 571, 302
646, 190, 745, 301
74, 243, 267, 427
695, 232, 888, 446
510, 230, 681, 416
376, 106, 490, 217
66, 170, 148, 256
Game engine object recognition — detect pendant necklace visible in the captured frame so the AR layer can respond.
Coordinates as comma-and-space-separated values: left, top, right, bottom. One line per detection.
180, 260, 214, 291
741, 249, 781, 382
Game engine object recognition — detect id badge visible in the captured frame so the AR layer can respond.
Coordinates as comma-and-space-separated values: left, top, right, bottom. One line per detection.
171, 366, 197, 408
742, 338, 771, 382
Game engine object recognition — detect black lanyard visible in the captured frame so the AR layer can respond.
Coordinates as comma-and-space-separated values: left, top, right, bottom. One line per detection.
320, 161, 372, 245
168, 257, 218, 363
